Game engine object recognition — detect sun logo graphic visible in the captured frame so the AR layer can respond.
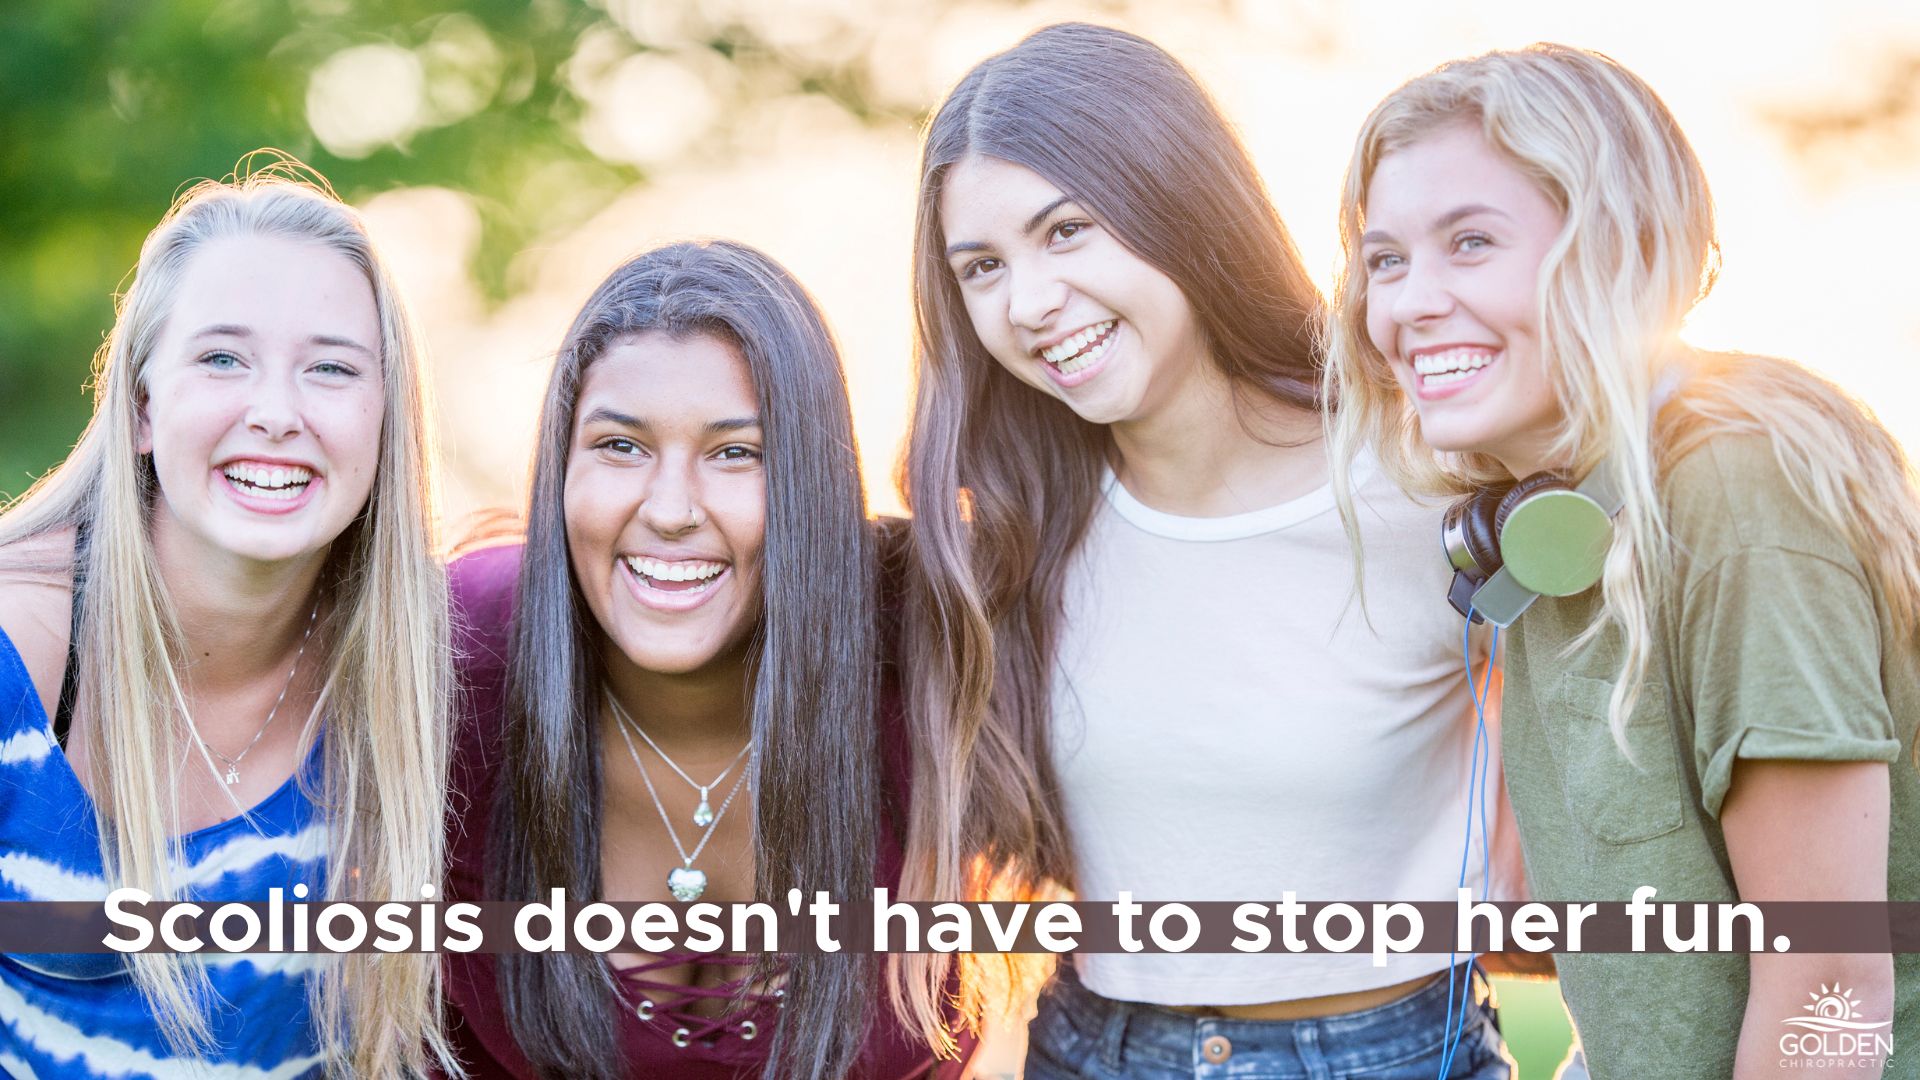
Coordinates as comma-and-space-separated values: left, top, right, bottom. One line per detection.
1778, 984, 1893, 1068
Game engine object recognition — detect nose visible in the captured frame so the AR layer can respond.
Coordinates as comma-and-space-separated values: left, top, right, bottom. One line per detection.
245, 367, 304, 441
1005, 261, 1068, 332
1388, 257, 1455, 330
637, 456, 704, 537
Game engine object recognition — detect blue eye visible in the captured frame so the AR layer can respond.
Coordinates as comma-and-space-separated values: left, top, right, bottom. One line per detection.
1365, 251, 1405, 275
312, 360, 360, 378
1453, 232, 1493, 254
200, 351, 242, 370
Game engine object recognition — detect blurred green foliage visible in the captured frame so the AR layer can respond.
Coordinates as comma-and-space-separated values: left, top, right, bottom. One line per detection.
0, 0, 919, 500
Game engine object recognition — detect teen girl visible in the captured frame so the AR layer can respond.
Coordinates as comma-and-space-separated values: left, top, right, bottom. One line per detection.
0, 168, 451, 1076
896, 22, 1515, 1079
440, 240, 966, 1079
1327, 45, 1919, 1077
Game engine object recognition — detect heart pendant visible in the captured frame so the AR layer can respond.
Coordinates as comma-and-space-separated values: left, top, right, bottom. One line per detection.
667, 866, 707, 902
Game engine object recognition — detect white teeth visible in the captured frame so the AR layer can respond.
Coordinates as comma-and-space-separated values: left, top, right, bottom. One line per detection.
625, 557, 726, 585
1042, 320, 1117, 366
223, 462, 313, 497
1412, 348, 1498, 378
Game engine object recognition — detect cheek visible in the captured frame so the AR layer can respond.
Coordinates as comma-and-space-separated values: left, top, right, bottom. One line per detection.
143, 386, 229, 470
330, 392, 388, 491
961, 292, 1023, 368
563, 466, 624, 570
1363, 291, 1398, 359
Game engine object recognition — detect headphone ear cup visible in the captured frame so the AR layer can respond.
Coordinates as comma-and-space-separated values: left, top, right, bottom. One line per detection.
1495, 471, 1614, 596
1446, 486, 1510, 577
1494, 472, 1577, 536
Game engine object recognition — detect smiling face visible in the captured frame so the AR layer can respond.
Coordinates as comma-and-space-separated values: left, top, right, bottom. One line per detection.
565, 331, 766, 677
139, 233, 385, 568
938, 154, 1210, 427
1360, 124, 1568, 476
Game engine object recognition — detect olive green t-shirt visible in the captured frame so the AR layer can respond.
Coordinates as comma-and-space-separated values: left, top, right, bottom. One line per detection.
1502, 434, 1919, 1078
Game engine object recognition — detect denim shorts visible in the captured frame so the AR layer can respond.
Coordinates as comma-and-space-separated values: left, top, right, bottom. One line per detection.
1024, 962, 1511, 1080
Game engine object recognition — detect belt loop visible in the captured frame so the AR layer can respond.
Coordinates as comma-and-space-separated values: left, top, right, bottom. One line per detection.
1098, 997, 1130, 1072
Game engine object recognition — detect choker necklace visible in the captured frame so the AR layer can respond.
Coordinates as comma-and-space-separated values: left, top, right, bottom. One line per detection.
607, 693, 751, 902
614, 700, 751, 827
203, 605, 318, 787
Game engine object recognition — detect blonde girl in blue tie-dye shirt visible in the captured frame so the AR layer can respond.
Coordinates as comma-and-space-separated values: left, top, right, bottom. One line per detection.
0, 160, 450, 1078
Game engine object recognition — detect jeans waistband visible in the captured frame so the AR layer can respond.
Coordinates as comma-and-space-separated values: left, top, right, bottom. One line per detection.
1040, 961, 1494, 1076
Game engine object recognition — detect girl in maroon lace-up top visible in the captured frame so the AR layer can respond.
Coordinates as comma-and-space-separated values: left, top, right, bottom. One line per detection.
440, 241, 968, 1080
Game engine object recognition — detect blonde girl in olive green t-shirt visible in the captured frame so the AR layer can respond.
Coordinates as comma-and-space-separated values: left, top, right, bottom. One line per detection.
1323, 45, 1920, 1080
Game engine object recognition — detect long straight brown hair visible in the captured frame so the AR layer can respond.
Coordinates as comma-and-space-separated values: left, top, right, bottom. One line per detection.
490, 240, 879, 1080
894, 21, 1326, 1048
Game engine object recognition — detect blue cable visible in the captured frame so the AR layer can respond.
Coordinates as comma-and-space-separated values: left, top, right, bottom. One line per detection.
1438, 609, 1499, 1078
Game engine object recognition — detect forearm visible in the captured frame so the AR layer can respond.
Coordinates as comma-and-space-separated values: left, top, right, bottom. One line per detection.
1733, 952, 1893, 1080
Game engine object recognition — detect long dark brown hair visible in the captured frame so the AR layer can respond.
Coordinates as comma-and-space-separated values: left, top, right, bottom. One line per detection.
894, 22, 1326, 1046
491, 239, 878, 1080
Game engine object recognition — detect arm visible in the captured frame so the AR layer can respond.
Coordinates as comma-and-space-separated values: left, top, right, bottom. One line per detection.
1721, 760, 1892, 1080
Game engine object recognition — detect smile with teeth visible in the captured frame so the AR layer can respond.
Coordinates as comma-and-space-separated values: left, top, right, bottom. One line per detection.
222, 462, 314, 500
624, 556, 727, 593
1412, 347, 1498, 387
1040, 320, 1117, 375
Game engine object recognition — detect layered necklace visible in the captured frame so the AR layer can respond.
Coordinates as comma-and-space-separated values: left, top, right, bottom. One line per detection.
200, 604, 318, 787
606, 693, 751, 902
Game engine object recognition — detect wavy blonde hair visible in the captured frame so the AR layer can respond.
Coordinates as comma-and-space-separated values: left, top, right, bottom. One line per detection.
1325, 45, 1920, 748
0, 159, 452, 1075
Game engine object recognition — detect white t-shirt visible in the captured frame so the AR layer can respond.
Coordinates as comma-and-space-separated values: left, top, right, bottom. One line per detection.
1050, 456, 1518, 1005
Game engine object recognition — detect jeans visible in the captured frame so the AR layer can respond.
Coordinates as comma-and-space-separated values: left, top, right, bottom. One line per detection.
1024, 962, 1512, 1080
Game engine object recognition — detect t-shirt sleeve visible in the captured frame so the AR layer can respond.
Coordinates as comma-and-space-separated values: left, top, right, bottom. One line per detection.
1682, 546, 1900, 818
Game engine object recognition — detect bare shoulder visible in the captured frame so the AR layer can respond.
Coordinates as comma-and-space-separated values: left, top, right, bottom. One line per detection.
0, 528, 77, 711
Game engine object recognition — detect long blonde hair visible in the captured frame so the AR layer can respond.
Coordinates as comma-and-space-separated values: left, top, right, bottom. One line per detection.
0, 159, 452, 1075
1325, 45, 1920, 747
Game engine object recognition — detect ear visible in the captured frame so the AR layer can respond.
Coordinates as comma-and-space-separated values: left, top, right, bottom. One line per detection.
135, 395, 153, 455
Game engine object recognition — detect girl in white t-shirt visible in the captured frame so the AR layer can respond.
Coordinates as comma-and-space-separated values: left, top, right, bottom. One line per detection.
891, 22, 1516, 1079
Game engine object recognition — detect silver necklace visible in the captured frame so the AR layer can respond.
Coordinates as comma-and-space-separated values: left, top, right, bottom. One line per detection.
204, 605, 318, 786
607, 693, 750, 902
612, 699, 751, 827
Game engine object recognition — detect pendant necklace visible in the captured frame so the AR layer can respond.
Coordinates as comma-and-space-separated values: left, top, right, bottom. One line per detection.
607, 692, 751, 902
202, 604, 318, 787
609, 694, 750, 827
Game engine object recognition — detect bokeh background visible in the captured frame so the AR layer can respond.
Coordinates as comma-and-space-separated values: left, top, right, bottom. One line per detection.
6, 0, 1918, 1073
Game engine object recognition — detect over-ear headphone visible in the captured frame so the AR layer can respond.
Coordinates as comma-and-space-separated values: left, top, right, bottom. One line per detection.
1440, 368, 1687, 626
1442, 465, 1621, 625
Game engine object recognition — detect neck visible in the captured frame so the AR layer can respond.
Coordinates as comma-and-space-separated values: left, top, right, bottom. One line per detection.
1489, 429, 1574, 482
601, 643, 753, 755
149, 514, 328, 691
1108, 364, 1327, 516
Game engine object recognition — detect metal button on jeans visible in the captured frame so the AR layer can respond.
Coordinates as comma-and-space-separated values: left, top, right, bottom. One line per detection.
1202, 1034, 1232, 1064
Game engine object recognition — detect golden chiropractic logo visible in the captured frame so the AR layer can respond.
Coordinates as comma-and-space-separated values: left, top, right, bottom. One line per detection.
1778, 984, 1893, 1069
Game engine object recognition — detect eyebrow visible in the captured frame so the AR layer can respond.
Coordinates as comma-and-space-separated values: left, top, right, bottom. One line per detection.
187, 324, 375, 356
581, 407, 761, 435
942, 194, 1079, 259
1360, 203, 1513, 246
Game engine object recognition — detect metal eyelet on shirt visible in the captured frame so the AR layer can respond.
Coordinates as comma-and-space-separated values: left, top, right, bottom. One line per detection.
739, 1020, 757, 1041
672, 1027, 692, 1048
635, 999, 655, 1021
774, 988, 786, 1008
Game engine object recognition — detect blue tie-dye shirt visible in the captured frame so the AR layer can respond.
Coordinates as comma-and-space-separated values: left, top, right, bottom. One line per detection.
0, 626, 328, 1079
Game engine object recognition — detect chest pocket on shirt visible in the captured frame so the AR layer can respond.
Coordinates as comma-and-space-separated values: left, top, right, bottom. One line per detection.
1556, 674, 1686, 845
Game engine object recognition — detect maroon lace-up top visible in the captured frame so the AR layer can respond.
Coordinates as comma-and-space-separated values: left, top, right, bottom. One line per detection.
441, 544, 968, 1079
